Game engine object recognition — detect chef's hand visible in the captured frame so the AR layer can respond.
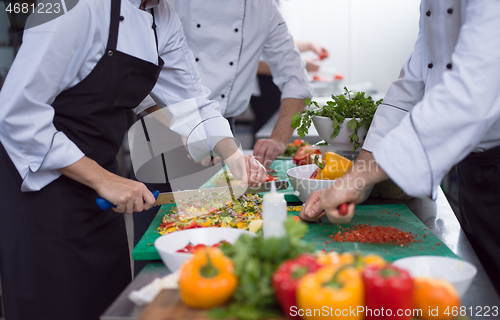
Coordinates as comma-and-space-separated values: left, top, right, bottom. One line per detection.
299, 178, 364, 224
226, 153, 267, 187
299, 190, 326, 222
96, 173, 156, 214
57, 156, 156, 214
253, 138, 286, 171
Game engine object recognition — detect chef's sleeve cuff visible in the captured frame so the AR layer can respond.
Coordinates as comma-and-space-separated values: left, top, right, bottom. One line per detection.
363, 103, 409, 152
186, 116, 233, 162
21, 131, 85, 192
372, 114, 436, 199
280, 74, 313, 101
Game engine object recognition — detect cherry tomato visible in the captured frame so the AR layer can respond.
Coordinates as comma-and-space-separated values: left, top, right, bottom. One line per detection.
293, 139, 304, 147
313, 75, 321, 81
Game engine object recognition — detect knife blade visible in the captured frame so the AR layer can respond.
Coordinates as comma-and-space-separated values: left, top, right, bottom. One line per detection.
95, 181, 289, 210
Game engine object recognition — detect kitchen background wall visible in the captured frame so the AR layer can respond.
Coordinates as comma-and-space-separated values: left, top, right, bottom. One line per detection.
280, 0, 421, 94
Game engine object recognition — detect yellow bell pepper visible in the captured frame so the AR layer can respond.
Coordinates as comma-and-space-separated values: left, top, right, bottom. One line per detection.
179, 247, 238, 309
315, 152, 353, 180
297, 265, 365, 320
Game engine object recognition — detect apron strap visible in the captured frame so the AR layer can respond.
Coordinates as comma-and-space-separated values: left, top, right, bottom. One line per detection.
107, 0, 121, 51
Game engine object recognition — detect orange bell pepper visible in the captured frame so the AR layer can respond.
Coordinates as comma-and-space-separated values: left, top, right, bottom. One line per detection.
314, 152, 353, 180
413, 277, 461, 320
296, 265, 365, 320
179, 247, 238, 309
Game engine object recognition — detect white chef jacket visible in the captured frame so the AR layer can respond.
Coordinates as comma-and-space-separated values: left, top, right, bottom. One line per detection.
141, 0, 312, 117
0, 0, 233, 192
363, 0, 500, 199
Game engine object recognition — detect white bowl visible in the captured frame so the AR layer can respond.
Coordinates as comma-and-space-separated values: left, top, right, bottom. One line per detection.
392, 256, 477, 297
287, 164, 373, 203
313, 116, 367, 150
154, 228, 255, 272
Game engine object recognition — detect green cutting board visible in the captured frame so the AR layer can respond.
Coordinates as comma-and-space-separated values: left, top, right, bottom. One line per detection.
133, 203, 458, 262
289, 204, 458, 262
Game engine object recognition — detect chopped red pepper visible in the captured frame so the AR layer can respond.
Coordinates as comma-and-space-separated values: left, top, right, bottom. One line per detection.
292, 145, 321, 166
362, 265, 414, 320
309, 168, 319, 179
271, 254, 322, 319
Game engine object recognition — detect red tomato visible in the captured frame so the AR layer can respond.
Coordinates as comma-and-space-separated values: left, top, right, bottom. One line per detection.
193, 244, 207, 252
334, 74, 344, 80
292, 139, 304, 147
265, 174, 278, 182
312, 75, 321, 81
319, 49, 328, 60
183, 221, 198, 230
213, 240, 230, 248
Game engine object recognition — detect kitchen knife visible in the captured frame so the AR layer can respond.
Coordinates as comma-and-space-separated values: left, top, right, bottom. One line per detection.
95, 181, 289, 210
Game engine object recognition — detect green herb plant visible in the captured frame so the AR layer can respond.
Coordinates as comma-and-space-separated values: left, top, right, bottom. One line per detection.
209, 217, 312, 320
291, 87, 383, 150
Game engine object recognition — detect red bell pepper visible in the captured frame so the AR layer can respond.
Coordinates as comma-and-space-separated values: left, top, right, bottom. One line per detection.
293, 145, 321, 166
310, 168, 319, 179
362, 265, 414, 320
271, 254, 322, 319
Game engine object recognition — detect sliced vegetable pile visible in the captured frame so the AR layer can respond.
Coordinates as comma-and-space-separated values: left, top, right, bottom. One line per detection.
158, 194, 263, 235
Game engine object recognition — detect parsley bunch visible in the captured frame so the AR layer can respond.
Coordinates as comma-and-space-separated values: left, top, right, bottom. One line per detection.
292, 87, 383, 150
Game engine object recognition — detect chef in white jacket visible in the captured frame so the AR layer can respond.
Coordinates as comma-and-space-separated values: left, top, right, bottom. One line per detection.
300, 0, 500, 295
0, 0, 265, 319
140, 0, 313, 168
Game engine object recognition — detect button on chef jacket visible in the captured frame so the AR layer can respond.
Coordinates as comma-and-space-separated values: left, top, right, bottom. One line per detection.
0, 0, 233, 192
141, 0, 312, 117
363, 0, 500, 199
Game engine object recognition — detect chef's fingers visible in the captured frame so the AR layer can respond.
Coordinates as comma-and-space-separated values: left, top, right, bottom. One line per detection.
142, 187, 156, 211
252, 139, 266, 165
246, 155, 266, 186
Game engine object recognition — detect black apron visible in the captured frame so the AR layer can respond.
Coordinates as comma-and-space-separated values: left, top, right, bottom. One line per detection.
0, 0, 164, 318
457, 145, 500, 296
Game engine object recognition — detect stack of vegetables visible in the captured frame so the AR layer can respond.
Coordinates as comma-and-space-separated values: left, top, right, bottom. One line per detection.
176, 218, 462, 320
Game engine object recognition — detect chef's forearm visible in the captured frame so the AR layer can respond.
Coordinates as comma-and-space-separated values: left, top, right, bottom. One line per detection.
56, 156, 110, 191
213, 138, 243, 162
270, 98, 306, 145
349, 151, 389, 188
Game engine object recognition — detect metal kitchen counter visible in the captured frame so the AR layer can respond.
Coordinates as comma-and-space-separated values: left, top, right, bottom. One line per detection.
101, 187, 499, 319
